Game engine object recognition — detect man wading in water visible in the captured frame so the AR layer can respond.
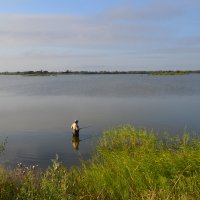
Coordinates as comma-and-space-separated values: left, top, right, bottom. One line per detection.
71, 120, 80, 137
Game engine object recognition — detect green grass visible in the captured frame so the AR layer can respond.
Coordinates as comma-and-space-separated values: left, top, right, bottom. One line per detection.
1, 125, 200, 199
150, 71, 190, 76
0, 138, 7, 155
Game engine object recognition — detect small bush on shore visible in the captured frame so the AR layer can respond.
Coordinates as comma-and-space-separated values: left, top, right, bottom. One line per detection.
1, 125, 200, 199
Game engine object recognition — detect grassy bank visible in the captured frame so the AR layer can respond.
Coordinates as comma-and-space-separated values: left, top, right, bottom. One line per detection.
1, 125, 200, 199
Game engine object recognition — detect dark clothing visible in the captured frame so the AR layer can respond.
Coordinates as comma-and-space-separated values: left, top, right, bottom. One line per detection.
72, 131, 79, 137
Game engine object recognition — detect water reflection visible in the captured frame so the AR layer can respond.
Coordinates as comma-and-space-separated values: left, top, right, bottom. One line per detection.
71, 134, 97, 151
71, 136, 80, 150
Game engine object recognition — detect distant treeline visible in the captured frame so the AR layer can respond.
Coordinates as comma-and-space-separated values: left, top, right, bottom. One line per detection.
0, 70, 200, 76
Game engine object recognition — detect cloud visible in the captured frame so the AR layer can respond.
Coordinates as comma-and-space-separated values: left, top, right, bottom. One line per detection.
0, 0, 200, 70
0, 14, 82, 46
105, 1, 185, 21
0, 0, 194, 49
0, 11, 173, 50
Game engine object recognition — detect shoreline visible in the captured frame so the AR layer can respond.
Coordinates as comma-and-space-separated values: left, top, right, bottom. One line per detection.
0, 70, 200, 76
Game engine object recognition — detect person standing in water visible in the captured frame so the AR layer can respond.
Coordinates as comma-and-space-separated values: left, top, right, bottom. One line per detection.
71, 120, 80, 137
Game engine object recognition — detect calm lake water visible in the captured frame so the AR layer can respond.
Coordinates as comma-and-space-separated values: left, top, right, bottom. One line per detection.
0, 74, 200, 169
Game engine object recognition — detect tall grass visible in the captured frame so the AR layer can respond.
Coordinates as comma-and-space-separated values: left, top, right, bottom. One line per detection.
1, 125, 200, 199
0, 138, 7, 155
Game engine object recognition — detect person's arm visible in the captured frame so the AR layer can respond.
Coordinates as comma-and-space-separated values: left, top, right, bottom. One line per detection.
75, 125, 79, 131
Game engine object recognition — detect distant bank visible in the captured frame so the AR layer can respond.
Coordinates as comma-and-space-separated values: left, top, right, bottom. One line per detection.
0, 70, 200, 76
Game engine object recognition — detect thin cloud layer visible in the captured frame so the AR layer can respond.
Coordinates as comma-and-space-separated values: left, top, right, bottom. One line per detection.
0, 0, 200, 71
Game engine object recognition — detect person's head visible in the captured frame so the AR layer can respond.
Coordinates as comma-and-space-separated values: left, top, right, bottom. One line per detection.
74, 120, 78, 124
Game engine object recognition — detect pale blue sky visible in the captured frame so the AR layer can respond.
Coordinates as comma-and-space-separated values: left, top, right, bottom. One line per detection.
0, 0, 200, 71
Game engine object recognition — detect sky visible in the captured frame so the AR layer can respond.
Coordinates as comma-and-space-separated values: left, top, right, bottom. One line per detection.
0, 0, 200, 71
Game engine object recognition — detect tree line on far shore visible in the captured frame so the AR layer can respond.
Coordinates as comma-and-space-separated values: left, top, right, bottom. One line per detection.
0, 69, 200, 76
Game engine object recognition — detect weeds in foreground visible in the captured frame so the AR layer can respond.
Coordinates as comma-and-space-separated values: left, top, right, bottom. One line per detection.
1, 125, 200, 199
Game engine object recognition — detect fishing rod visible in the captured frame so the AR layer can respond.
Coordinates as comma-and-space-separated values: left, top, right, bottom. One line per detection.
79, 126, 91, 130
79, 135, 98, 142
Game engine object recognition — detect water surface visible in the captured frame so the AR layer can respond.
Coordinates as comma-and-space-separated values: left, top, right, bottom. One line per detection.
0, 74, 200, 168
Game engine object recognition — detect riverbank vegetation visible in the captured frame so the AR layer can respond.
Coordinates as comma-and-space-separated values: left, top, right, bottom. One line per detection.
0, 139, 7, 155
1, 125, 200, 199
0, 70, 200, 76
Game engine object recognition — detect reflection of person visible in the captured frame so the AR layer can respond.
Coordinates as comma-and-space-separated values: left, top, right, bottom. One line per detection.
72, 135, 80, 150
71, 120, 79, 137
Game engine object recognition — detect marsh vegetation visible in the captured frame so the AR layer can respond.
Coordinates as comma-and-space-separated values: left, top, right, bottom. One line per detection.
1, 126, 200, 199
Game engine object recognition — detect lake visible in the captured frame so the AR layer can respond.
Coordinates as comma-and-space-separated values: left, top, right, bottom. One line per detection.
0, 74, 200, 169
